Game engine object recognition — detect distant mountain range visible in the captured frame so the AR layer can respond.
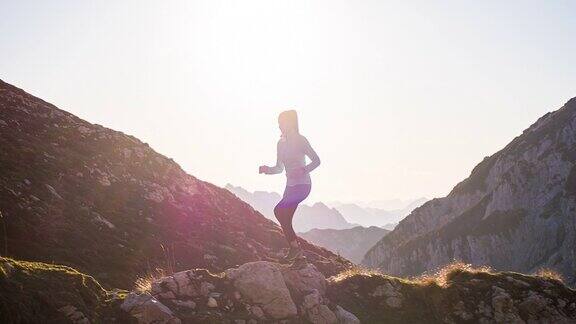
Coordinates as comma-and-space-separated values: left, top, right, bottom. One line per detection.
364, 97, 576, 286
225, 184, 354, 232
300, 226, 390, 263
225, 184, 427, 232
329, 198, 428, 228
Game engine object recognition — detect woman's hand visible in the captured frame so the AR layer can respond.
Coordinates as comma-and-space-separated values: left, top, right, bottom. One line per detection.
259, 166, 270, 174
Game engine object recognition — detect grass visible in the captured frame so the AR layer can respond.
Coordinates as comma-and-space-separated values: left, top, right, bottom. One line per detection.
134, 267, 166, 293
133, 243, 180, 293
328, 261, 576, 324
534, 268, 565, 283
331, 262, 494, 288
412, 261, 493, 287
0, 257, 108, 323
329, 265, 385, 282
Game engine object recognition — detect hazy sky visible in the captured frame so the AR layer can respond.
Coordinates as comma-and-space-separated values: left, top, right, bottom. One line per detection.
2, 1, 575, 203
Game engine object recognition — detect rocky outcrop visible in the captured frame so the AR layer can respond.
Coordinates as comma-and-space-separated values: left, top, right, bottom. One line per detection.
121, 292, 181, 324
123, 261, 360, 323
363, 97, 576, 285
3, 256, 576, 323
225, 262, 297, 319
0, 257, 129, 323
0, 80, 351, 289
328, 265, 576, 324
300, 226, 389, 263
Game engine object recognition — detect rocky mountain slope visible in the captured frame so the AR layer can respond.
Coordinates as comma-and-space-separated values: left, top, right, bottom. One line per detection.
4, 256, 576, 323
363, 97, 576, 285
226, 184, 355, 232
0, 80, 350, 289
300, 226, 390, 263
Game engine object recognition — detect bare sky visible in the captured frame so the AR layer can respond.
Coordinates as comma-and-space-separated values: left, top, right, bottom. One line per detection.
1, 0, 575, 203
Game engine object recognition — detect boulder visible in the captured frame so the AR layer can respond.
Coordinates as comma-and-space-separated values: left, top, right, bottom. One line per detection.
225, 261, 297, 319
334, 305, 360, 324
121, 292, 181, 324
302, 290, 337, 324
281, 262, 327, 297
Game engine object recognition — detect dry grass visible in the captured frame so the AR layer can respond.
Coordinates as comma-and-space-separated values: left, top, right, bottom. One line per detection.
330, 262, 495, 287
330, 266, 385, 282
133, 242, 179, 293
534, 268, 564, 283
134, 268, 166, 293
412, 261, 493, 287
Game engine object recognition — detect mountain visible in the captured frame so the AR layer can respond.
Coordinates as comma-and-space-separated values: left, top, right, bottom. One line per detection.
225, 184, 355, 232
300, 226, 390, 263
364, 97, 576, 285
0, 80, 350, 289
332, 198, 428, 227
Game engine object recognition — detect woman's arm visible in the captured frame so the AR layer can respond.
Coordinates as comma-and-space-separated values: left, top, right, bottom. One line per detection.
260, 141, 284, 174
302, 136, 321, 173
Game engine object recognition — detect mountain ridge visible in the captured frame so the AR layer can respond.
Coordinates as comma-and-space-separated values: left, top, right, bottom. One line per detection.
363, 97, 576, 285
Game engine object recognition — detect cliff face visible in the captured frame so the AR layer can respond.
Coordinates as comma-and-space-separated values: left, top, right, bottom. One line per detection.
363, 98, 576, 285
0, 80, 350, 289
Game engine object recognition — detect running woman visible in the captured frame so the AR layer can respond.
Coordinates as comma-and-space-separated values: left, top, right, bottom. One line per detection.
259, 110, 321, 263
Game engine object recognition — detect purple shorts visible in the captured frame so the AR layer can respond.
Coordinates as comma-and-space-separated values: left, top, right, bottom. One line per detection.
276, 184, 311, 209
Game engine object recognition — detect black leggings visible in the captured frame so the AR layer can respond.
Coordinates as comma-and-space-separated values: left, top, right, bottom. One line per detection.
274, 184, 311, 243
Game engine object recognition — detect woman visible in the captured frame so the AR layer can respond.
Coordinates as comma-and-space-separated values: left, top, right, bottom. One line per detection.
259, 110, 321, 263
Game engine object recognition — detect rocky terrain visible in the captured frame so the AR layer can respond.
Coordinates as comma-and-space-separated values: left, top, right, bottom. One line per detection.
122, 260, 361, 324
3, 256, 576, 323
226, 185, 355, 232
364, 97, 576, 285
0, 79, 350, 290
0, 257, 129, 323
330, 263, 576, 324
300, 226, 389, 263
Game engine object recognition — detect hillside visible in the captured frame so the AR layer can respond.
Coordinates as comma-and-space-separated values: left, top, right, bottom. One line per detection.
0, 80, 350, 289
300, 226, 390, 263
0, 257, 128, 323
363, 97, 576, 285
226, 184, 355, 231
329, 264, 576, 323
4, 257, 575, 323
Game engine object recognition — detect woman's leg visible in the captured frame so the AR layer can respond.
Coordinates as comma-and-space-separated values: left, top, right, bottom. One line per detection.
274, 205, 298, 243
274, 184, 311, 245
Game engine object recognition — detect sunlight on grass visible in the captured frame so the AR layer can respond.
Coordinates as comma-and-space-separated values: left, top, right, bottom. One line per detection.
134, 268, 166, 293
534, 268, 564, 283
412, 261, 493, 287
330, 265, 385, 282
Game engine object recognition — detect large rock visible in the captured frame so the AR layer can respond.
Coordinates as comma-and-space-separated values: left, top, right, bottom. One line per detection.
302, 289, 338, 324
120, 261, 361, 323
225, 261, 297, 319
281, 262, 327, 297
121, 292, 181, 324
334, 305, 361, 324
